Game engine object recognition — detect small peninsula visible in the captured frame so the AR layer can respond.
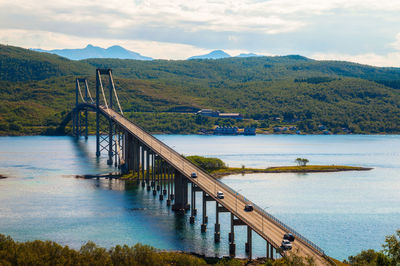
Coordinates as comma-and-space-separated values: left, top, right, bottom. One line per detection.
186, 155, 372, 178
211, 165, 372, 178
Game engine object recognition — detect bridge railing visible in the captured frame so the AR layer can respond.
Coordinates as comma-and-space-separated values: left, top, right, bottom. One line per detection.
101, 106, 331, 261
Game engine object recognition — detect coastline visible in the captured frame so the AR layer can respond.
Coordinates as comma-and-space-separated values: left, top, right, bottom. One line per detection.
211, 165, 373, 178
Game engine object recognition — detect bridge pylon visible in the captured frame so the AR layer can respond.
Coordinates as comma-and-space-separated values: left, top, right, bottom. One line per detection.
73, 78, 91, 139
95, 69, 123, 165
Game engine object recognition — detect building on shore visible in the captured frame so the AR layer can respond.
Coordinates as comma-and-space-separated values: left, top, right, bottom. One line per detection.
214, 126, 238, 135
244, 127, 256, 135
218, 113, 243, 120
197, 109, 243, 120
196, 109, 220, 117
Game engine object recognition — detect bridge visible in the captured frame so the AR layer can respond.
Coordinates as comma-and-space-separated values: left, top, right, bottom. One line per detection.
70, 69, 335, 265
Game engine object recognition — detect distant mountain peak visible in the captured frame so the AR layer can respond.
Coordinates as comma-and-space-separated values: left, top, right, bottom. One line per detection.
236, 53, 259, 58
188, 50, 231, 60
31, 44, 153, 61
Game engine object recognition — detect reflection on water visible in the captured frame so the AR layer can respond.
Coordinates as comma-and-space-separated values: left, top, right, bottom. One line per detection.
1, 135, 400, 260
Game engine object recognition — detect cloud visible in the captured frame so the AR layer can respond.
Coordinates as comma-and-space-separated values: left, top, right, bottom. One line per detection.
1, 0, 400, 62
311, 52, 400, 67
3, 0, 399, 39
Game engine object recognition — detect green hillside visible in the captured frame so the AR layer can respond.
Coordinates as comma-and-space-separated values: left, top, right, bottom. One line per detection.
1, 44, 400, 135
0, 44, 93, 81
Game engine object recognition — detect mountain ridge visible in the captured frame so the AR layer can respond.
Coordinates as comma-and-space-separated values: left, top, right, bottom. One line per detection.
32, 44, 153, 61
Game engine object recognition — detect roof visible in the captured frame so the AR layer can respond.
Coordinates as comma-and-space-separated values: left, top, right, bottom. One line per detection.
219, 113, 242, 116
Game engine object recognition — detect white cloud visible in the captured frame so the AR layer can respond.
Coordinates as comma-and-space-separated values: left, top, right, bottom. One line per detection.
390, 33, 400, 51
1, 0, 400, 60
311, 52, 400, 67
3, 0, 399, 38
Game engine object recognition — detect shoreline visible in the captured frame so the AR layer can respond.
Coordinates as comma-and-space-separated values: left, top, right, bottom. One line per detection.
1, 132, 400, 137
211, 165, 373, 178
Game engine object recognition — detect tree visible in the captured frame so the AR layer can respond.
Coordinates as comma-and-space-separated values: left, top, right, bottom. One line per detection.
347, 249, 390, 266
295, 158, 309, 166
382, 229, 400, 264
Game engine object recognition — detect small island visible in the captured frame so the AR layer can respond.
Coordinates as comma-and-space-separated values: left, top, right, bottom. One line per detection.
211, 165, 372, 178
186, 155, 372, 178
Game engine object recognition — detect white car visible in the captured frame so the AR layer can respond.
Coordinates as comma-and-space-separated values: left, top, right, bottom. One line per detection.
281, 239, 292, 250
216, 191, 224, 199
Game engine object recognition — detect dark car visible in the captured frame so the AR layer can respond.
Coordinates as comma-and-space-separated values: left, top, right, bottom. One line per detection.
191, 172, 197, 178
283, 233, 295, 242
244, 204, 253, 212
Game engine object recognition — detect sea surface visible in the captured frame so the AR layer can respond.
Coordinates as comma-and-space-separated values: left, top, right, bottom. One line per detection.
0, 135, 399, 260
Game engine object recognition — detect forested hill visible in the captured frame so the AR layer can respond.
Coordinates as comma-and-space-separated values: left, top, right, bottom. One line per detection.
0, 44, 93, 81
84, 56, 400, 84
1, 44, 400, 135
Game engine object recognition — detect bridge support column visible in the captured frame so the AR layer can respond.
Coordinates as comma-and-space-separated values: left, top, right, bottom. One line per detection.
270, 243, 274, 260
141, 145, 145, 187
190, 183, 196, 224
266, 242, 275, 260
163, 165, 167, 196
229, 213, 235, 257
95, 71, 100, 157
170, 170, 175, 200
201, 191, 208, 232
214, 202, 220, 242
156, 159, 161, 191
135, 139, 140, 182
107, 118, 113, 165
172, 170, 189, 213
146, 149, 151, 191
166, 167, 171, 206
151, 154, 155, 187
159, 162, 165, 200
153, 155, 158, 196
245, 226, 252, 260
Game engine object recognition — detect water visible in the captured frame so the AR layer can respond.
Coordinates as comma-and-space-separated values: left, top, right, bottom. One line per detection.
0, 135, 399, 261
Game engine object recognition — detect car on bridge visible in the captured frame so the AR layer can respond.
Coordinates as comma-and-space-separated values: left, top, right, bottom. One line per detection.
244, 204, 253, 212
191, 172, 197, 178
281, 239, 293, 250
284, 233, 295, 242
217, 191, 224, 199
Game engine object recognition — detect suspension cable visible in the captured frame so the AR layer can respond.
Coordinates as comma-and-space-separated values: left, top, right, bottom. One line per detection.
97, 71, 110, 114
77, 82, 86, 103
85, 79, 94, 103
109, 71, 124, 115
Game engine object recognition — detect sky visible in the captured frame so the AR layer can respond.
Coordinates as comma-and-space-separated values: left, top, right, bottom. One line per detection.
1, 0, 400, 66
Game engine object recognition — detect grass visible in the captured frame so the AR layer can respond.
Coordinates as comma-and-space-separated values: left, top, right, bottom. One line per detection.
211, 165, 372, 177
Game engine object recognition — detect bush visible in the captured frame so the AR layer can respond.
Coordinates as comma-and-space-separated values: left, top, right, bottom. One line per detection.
186, 155, 227, 172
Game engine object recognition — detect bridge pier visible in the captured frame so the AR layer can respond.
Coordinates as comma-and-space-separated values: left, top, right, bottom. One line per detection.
146, 149, 151, 191
159, 161, 164, 200
166, 166, 171, 206
141, 145, 145, 186
229, 213, 235, 257
172, 170, 189, 213
245, 226, 252, 260
214, 202, 220, 242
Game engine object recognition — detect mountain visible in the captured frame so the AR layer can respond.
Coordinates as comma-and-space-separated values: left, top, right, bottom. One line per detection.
236, 53, 260, 57
32, 44, 153, 61
188, 50, 231, 60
